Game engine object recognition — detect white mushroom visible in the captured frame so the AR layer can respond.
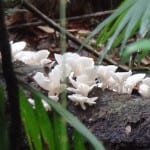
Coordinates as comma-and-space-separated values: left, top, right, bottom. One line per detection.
11, 41, 26, 56
54, 52, 94, 76
33, 71, 66, 101
33, 72, 51, 91
110, 70, 132, 93
139, 77, 150, 98
67, 72, 94, 96
14, 49, 50, 66
68, 94, 97, 110
123, 73, 145, 94
76, 67, 97, 85
96, 65, 118, 89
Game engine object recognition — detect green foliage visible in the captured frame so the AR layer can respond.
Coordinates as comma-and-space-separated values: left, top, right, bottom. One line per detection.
80, 0, 150, 64
73, 130, 85, 150
53, 112, 69, 150
121, 39, 150, 63
19, 1, 104, 149
20, 82, 105, 150
20, 89, 43, 150
2, 0, 106, 149
33, 93, 55, 150
20, 88, 55, 150
53, 92, 69, 150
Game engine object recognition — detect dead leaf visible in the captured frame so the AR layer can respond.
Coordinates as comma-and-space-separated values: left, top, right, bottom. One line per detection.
78, 29, 90, 36
5, 11, 25, 26
37, 26, 55, 34
141, 57, 150, 66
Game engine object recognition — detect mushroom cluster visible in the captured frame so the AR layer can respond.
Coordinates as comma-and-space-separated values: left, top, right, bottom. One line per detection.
9, 41, 150, 110
10, 41, 51, 66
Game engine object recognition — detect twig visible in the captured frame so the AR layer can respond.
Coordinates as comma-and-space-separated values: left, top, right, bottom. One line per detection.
66, 10, 114, 21
7, 21, 42, 31
7, 10, 113, 31
22, 0, 129, 71
22, 1, 98, 54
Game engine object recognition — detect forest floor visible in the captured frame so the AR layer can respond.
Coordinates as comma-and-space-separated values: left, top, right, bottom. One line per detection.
5, 1, 150, 150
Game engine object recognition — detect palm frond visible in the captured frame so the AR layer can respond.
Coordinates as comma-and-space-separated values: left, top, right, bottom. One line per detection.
140, 4, 150, 37
80, 0, 150, 63
121, 39, 150, 63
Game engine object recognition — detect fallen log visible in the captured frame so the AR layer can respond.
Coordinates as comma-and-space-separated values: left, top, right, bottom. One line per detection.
13, 61, 150, 149
68, 87, 150, 150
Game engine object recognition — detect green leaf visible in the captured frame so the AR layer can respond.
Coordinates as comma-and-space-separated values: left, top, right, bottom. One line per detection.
79, 0, 136, 52
96, 10, 127, 46
100, 3, 135, 57
53, 112, 69, 150
73, 130, 85, 150
97, 0, 150, 63
121, 39, 150, 62
139, 3, 150, 37
20, 83, 105, 150
53, 92, 69, 150
19, 88, 42, 150
96, 23, 110, 45
81, 0, 150, 64
121, 0, 146, 50
32, 94, 55, 150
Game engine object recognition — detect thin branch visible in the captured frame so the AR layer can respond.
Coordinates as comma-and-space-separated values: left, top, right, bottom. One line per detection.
7, 10, 113, 31
7, 21, 42, 31
66, 10, 114, 21
22, 1, 97, 55
22, 0, 129, 71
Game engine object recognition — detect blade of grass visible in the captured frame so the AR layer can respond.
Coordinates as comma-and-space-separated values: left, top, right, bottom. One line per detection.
121, 0, 146, 50
96, 23, 110, 45
139, 3, 150, 37
53, 92, 69, 150
19, 88, 43, 150
32, 94, 55, 150
96, 10, 127, 46
57, 0, 70, 149
97, 0, 141, 63
121, 39, 150, 63
112, 19, 140, 52
53, 111, 69, 150
73, 129, 85, 150
79, 0, 136, 51
20, 82, 105, 150
119, 20, 141, 55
